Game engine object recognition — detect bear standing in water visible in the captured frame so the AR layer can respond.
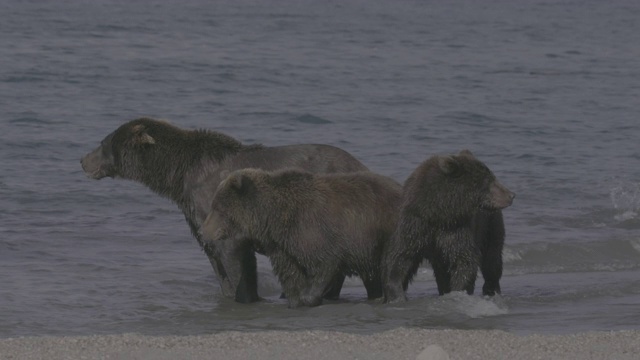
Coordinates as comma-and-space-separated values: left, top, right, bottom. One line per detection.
383, 150, 515, 303
200, 168, 402, 308
80, 118, 368, 303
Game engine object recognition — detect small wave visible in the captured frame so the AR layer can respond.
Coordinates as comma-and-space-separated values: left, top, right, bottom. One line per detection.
2, 75, 48, 83
435, 111, 511, 127
8, 116, 69, 127
293, 114, 333, 125
9, 116, 48, 125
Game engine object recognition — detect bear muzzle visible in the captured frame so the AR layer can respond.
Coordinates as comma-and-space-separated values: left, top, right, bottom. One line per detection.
487, 180, 515, 209
80, 146, 111, 180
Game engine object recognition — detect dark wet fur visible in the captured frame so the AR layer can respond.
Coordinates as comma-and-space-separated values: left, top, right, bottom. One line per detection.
383, 150, 515, 303
201, 169, 402, 308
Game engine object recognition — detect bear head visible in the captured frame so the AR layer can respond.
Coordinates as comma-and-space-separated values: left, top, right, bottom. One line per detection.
201, 169, 268, 244
80, 118, 162, 180
409, 150, 515, 218
202, 168, 314, 244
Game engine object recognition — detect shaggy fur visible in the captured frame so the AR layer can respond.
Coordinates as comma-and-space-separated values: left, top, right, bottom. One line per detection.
383, 150, 515, 303
81, 117, 368, 303
200, 168, 402, 308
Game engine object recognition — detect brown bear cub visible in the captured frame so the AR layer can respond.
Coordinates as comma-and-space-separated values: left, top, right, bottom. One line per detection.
383, 150, 515, 303
200, 168, 402, 308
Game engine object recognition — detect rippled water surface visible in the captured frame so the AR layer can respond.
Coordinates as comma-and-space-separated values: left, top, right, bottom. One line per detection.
1, 0, 639, 337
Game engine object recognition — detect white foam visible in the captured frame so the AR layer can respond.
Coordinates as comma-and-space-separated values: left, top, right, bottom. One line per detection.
610, 183, 640, 211
502, 248, 522, 263
614, 210, 638, 222
444, 292, 509, 318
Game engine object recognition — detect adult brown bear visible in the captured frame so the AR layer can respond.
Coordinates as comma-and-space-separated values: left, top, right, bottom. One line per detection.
80, 117, 368, 303
200, 168, 402, 308
383, 150, 515, 303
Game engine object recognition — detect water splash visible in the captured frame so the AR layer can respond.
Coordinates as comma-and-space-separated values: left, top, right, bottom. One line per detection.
610, 182, 640, 219
435, 292, 509, 318
502, 248, 522, 263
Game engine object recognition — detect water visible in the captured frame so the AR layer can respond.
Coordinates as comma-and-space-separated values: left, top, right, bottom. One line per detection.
1, 0, 639, 338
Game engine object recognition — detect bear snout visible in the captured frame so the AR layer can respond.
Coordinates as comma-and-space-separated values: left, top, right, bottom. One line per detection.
488, 181, 515, 209
80, 147, 109, 180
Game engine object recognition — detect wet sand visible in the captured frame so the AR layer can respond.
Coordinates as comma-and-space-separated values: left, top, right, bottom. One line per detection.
1, 328, 638, 360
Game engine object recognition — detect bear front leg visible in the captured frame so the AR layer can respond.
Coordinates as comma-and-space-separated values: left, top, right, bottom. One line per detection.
444, 244, 479, 295
361, 270, 383, 300
382, 247, 424, 303
382, 219, 428, 303
215, 238, 260, 303
270, 253, 311, 308
430, 259, 451, 295
201, 242, 236, 298
233, 247, 260, 303
449, 259, 477, 295
298, 281, 325, 307
434, 230, 479, 295
383, 259, 414, 303
303, 267, 346, 306
479, 210, 505, 296
198, 214, 260, 302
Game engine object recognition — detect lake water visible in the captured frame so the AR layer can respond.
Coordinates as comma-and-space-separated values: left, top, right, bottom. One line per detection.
1, 0, 639, 338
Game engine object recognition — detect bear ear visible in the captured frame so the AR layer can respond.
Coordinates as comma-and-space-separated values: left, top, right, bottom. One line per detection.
459, 149, 475, 159
438, 155, 460, 175
131, 124, 156, 145
228, 172, 255, 195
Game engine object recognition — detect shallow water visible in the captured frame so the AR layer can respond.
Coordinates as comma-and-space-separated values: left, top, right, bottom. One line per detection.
1, 0, 639, 337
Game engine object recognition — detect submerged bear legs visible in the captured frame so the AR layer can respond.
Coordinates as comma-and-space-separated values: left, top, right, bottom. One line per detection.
294, 267, 345, 307
323, 273, 346, 300
431, 230, 480, 295
201, 242, 236, 299
232, 248, 260, 303
272, 253, 343, 308
431, 256, 478, 296
357, 267, 384, 300
382, 255, 420, 303
478, 211, 505, 296
382, 233, 426, 303
431, 260, 451, 295
208, 237, 260, 304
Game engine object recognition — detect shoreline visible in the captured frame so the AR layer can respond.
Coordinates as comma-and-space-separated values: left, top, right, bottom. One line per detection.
2, 328, 638, 360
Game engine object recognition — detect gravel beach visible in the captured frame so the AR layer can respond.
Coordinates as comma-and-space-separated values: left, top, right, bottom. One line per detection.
1, 328, 638, 360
